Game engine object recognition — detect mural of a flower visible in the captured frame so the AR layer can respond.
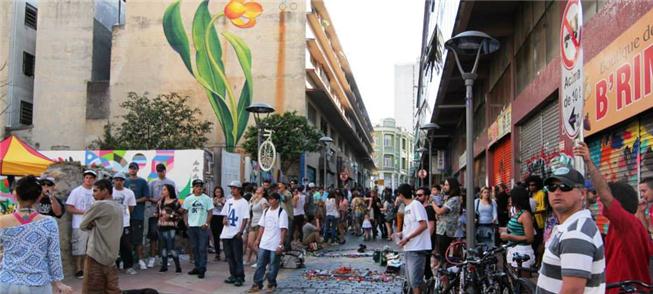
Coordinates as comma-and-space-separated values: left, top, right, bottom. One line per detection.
162, 0, 262, 152
224, 0, 262, 28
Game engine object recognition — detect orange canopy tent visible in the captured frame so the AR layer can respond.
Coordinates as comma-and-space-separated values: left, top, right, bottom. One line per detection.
0, 135, 54, 176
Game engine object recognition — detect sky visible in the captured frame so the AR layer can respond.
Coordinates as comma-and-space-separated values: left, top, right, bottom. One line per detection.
324, 0, 424, 125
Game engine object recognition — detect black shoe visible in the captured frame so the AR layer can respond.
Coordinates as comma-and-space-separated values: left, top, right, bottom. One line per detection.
234, 279, 244, 287
175, 267, 182, 273
224, 276, 237, 284
188, 268, 199, 275
159, 267, 168, 272
74, 271, 83, 279
198, 272, 205, 279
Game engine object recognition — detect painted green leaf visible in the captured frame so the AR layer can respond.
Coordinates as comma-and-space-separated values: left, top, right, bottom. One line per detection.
163, 0, 192, 74
210, 91, 235, 148
222, 31, 253, 143
192, 0, 226, 98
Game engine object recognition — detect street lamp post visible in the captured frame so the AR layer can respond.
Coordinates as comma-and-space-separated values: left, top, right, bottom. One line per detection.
319, 136, 333, 188
445, 31, 499, 248
420, 122, 440, 189
246, 102, 275, 186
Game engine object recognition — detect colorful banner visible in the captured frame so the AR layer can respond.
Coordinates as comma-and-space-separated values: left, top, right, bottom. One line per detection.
488, 105, 512, 144
584, 9, 653, 136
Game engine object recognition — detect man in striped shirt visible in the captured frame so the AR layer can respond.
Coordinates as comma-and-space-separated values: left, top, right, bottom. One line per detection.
536, 166, 605, 294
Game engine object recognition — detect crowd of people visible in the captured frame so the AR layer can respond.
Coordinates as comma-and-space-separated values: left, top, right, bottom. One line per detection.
0, 141, 652, 293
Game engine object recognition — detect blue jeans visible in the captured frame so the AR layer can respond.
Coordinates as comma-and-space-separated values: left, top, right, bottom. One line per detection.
324, 215, 337, 242
187, 227, 209, 273
253, 249, 281, 288
159, 229, 178, 267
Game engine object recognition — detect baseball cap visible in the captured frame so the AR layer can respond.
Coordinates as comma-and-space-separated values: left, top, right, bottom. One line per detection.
83, 170, 97, 177
308, 182, 315, 188
39, 176, 55, 185
192, 179, 204, 186
156, 163, 166, 172
113, 172, 126, 180
128, 162, 139, 170
544, 167, 585, 187
228, 180, 242, 188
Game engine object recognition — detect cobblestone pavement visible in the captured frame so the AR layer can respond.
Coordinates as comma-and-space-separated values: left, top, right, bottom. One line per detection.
274, 236, 405, 294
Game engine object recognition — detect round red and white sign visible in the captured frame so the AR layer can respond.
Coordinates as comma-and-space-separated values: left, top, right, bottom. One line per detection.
418, 169, 428, 179
560, 0, 582, 70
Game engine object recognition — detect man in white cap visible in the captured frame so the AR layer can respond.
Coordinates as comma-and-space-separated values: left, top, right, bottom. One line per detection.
221, 180, 250, 287
36, 175, 64, 218
65, 169, 97, 279
112, 172, 137, 275
181, 179, 213, 279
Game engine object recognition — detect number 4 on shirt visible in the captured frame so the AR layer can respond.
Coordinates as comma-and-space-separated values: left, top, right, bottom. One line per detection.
228, 204, 238, 226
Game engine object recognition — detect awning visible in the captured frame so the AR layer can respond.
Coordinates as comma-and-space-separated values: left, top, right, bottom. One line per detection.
0, 136, 54, 176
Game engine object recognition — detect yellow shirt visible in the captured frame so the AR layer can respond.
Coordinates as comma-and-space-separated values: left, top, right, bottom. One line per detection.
532, 190, 546, 229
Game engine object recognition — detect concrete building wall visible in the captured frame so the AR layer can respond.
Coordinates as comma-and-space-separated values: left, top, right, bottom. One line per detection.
32, 0, 96, 150
0, 1, 15, 136
394, 63, 417, 131
105, 0, 306, 149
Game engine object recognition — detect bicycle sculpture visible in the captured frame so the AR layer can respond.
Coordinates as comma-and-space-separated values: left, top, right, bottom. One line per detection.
258, 129, 276, 172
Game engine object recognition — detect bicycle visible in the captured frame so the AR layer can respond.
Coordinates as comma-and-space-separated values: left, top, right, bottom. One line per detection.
606, 280, 653, 293
491, 243, 537, 294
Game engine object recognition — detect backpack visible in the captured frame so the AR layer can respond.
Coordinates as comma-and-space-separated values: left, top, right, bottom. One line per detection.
263, 207, 283, 218
281, 249, 305, 269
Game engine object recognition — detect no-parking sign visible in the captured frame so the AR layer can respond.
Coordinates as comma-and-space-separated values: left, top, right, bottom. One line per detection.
560, 0, 583, 139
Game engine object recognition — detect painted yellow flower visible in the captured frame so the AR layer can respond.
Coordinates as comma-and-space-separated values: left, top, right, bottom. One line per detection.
224, 0, 262, 28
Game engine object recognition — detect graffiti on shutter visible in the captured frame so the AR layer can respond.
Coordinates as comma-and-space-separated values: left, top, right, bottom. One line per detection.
519, 101, 561, 180
587, 119, 639, 189
640, 111, 653, 184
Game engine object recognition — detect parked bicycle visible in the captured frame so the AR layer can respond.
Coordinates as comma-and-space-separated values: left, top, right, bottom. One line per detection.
606, 280, 653, 293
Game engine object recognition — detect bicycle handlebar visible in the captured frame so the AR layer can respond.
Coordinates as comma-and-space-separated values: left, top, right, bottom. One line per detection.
606, 280, 653, 289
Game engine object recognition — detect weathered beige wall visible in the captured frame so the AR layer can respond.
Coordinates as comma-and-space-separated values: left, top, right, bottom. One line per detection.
0, 1, 13, 137
32, 1, 96, 150
103, 0, 306, 148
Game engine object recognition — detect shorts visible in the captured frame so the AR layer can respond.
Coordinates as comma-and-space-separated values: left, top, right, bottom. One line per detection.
71, 228, 89, 256
130, 219, 144, 246
249, 225, 260, 233
147, 217, 159, 241
506, 244, 535, 268
0, 283, 52, 294
404, 251, 427, 289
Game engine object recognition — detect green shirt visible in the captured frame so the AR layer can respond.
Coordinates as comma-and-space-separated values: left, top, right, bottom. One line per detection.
182, 193, 214, 227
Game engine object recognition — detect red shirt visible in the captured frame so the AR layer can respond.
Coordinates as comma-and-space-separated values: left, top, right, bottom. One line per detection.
603, 200, 653, 293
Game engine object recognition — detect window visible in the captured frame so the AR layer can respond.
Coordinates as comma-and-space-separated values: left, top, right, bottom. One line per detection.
401, 158, 407, 170
23, 52, 35, 77
402, 138, 406, 150
25, 3, 37, 30
307, 105, 317, 125
384, 155, 393, 168
384, 134, 393, 147
20, 101, 33, 125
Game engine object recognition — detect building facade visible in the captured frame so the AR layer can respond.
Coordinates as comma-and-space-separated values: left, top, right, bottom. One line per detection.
394, 63, 418, 132
373, 118, 414, 190
417, 0, 653, 192
5, 0, 373, 185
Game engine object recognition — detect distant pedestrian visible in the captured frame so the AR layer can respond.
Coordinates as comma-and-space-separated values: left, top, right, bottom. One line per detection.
146, 163, 176, 268
156, 184, 183, 273
81, 179, 124, 294
36, 175, 64, 218
181, 179, 213, 279
247, 187, 268, 266
65, 169, 97, 279
248, 192, 288, 293
124, 162, 150, 270
362, 213, 372, 240
210, 186, 226, 260
292, 187, 306, 242
221, 181, 250, 287
0, 176, 72, 294
111, 172, 137, 275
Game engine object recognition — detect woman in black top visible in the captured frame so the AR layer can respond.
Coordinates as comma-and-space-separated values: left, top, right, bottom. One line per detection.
494, 183, 510, 227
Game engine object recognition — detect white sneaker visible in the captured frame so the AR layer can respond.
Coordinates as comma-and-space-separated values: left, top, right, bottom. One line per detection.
118, 261, 124, 270
139, 260, 147, 270
251, 263, 257, 268
126, 268, 137, 275
147, 257, 156, 268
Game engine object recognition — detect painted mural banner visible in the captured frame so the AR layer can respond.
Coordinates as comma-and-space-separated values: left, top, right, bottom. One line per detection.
584, 8, 653, 136
41, 150, 207, 200
560, 0, 583, 139
163, 0, 263, 151
488, 105, 512, 145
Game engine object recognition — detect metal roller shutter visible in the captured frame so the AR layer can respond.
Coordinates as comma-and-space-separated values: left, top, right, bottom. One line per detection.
491, 138, 512, 186
640, 111, 653, 184
519, 100, 560, 179
587, 119, 639, 188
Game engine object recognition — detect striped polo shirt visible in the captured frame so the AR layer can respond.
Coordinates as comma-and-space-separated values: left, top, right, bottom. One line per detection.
536, 209, 605, 294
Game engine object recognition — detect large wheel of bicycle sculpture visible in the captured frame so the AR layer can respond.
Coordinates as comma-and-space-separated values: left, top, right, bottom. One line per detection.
258, 129, 276, 172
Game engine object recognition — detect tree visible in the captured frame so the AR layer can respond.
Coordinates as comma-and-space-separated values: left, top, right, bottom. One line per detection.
91, 92, 213, 149
242, 111, 322, 174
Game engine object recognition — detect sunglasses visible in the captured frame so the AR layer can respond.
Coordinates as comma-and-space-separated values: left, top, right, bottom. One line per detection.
545, 183, 575, 192
416, 193, 425, 197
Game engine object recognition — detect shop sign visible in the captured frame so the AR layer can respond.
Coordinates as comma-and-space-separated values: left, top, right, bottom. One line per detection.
585, 8, 653, 136
488, 105, 512, 144
459, 151, 466, 169
560, 0, 584, 139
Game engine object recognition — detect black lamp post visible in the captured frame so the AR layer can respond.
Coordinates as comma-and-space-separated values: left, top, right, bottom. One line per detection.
420, 122, 440, 189
319, 136, 333, 188
445, 30, 499, 248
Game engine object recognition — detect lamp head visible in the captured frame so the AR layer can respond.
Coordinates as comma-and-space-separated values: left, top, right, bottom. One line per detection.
319, 136, 333, 144
445, 31, 499, 56
420, 122, 441, 131
245, 102, 275, 114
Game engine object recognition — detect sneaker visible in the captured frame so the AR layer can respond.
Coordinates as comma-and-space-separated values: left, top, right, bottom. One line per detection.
234, 279, 244, 287
251, 263, 257, 268
147, 257, 156, 268
224, 276, 236, 284
198, 272, 205, 279
139, 260, 147, 270
118, 261, 124, 270
159, 267, 168, 273
247, 285, 262, 293
75, 271, 84, 279
126, 268, 137, 275
188, 268, 200, 275
267, 284, 277, 292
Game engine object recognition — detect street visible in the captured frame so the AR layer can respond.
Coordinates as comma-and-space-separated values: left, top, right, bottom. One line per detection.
62, 236, 405, 294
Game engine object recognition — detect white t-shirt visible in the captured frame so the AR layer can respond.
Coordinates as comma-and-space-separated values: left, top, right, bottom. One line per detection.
293, 194, 306, 216
112, 188, 136, 228
402, 200, 432, 251
66, 186, 94, 229
220, 197, 250, 239
325, 198, 339, 217
258, 206, 289, 251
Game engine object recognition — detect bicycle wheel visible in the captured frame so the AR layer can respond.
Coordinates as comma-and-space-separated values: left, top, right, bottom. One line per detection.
515, 278, 536, 294
497, 278, 513, 294
402, 279, 411, 294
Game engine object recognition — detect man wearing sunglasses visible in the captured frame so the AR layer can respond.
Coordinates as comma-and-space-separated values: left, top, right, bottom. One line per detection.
536, 163, 605, 294
574, 142, 652, 293
36, 176, 64, 218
